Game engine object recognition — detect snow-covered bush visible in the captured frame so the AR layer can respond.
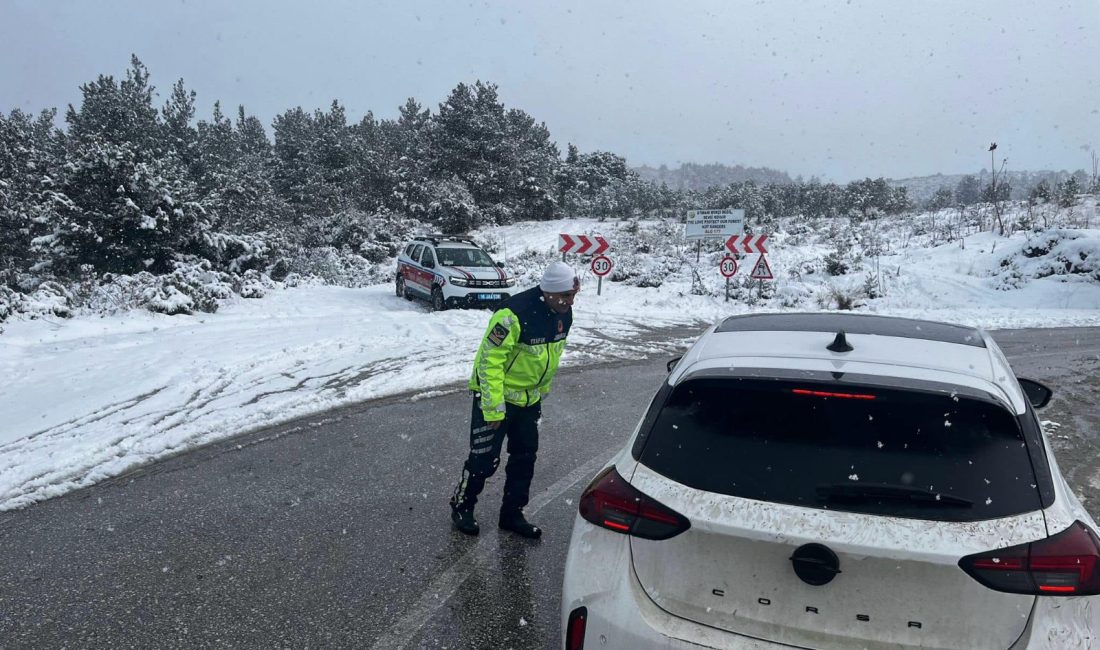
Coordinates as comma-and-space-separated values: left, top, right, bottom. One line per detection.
993, 229, 1100, 287
237, 269, 274, 299
287, 247, 376, 288
202, 231, 272, 274
817, 285, 864, 311
18, 281, 74, 319
775, 283, 812, 308
472, 231, 503, 254
143, 282, 194, 315
0, 286, 20, 326
139, 260, 235, 315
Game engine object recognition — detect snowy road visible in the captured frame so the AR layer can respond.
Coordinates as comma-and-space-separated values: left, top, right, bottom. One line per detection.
1, 326, 1098, 648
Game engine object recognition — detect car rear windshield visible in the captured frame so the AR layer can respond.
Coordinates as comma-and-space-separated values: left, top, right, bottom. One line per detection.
438, 247, 494, 267
637, 377, 1042, 522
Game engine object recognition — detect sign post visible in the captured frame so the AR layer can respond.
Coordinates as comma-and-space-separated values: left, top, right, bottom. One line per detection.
719, 255, 738, 302
591, 254, 613, 295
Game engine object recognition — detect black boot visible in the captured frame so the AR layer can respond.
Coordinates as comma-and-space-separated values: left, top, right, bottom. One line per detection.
451, 505, 479, 536
499, 511, 542, 539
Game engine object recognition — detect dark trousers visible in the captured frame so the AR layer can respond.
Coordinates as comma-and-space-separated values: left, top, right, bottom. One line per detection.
451, 396, 541, 516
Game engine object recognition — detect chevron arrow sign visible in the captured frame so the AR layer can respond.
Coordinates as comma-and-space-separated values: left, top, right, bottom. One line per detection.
724, 234, 769, 255
559, 234, 610, 255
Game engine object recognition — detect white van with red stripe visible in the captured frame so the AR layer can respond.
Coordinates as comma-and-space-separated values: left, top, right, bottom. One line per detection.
395, 234, 516, 311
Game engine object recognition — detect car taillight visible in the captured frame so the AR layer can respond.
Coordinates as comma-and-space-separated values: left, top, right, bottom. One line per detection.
565, 606, 587, 650
959, 521, 1100, 596
578, 467, 690, 540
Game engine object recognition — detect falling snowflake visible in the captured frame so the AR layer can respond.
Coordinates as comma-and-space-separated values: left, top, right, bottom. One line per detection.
876, 441, 884, 449
849, 474, 859, 481
985, 497, 993, 505
519, 617, 527, 627
944, 420, 952, 428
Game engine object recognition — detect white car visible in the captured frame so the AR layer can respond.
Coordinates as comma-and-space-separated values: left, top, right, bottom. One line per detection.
561, 313, 1099, 650
395, 234, 516, 310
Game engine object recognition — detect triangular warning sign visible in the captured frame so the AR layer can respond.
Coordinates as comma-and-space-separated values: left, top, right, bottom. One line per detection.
749, 254, 773, 280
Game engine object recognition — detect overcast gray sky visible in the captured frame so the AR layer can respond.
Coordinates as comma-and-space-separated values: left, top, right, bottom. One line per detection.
3, 0, 1097, 181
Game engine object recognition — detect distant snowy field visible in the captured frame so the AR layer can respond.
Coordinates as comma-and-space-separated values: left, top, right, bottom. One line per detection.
2, 211, 1100, 511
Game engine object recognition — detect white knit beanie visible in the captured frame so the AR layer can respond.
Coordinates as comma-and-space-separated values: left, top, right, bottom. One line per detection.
540, 261, 577, 293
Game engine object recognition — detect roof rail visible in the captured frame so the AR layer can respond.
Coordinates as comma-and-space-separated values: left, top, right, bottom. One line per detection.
413, 233, 478, 246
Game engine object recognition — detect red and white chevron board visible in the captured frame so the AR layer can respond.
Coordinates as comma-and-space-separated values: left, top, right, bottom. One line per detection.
724, 234, 769, 255
559, 234, 610, 255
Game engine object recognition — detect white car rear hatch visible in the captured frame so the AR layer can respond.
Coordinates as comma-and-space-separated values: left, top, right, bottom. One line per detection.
628, 373, 1048, 650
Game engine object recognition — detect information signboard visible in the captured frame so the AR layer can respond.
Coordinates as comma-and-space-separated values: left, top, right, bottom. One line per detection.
685, 209, 745, 240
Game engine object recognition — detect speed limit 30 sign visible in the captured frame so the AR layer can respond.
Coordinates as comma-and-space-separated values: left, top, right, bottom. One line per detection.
591, 255, 613, 277
719, 256, 738, 278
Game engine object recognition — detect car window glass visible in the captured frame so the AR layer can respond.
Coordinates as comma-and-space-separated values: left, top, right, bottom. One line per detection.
420, 247, 435, 266
437, 247, 494, 267
409, 244, 423, 262
638, 377, 1042, 522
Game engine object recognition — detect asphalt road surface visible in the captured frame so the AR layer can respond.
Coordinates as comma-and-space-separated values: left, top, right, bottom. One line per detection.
1, 326, 1098, 649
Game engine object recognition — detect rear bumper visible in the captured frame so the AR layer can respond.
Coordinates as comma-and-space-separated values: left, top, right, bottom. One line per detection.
561, 515, 791, 649
560, 513, 1096, 649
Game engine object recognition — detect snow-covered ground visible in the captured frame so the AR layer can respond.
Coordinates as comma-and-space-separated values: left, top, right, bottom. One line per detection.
2, 214, 1100, 511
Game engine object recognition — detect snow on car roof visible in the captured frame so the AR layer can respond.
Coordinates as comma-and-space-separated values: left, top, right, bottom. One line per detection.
715, 313, 985, 347
673, 313, 1027, 413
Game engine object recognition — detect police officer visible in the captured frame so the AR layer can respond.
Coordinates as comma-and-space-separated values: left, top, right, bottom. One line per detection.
449, 261, 579, 538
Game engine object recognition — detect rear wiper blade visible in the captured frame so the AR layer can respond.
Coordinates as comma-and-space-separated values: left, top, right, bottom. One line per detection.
816, 483, 973, 507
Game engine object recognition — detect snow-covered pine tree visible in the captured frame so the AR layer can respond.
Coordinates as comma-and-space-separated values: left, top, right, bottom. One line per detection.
42, 56, 208, 275
161, 79, 199, 180
347, 111, 392, 213
0, 108, 68, 282
386, 98, 434, 219
272, 106, 322, 221
501, 107, 559, 221
955, 175, 983, 206
433, 82, 510, 218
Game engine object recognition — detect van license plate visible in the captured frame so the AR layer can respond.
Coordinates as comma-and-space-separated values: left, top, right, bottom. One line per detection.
477, 293, 501, 300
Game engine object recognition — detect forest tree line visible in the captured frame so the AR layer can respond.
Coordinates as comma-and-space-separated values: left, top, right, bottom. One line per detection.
2, 56, 1086, 294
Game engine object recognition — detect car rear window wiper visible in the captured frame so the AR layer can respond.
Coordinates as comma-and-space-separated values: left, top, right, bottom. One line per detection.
816, 483, 973, 507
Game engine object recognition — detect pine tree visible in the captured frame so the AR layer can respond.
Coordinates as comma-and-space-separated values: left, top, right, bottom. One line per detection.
954, 175, 982, 206
272, 106, 320, 219
387, 98, 433, 218
161, 79, 198, 177
927, 186, 955, 211
0, 108, 68, 280
43, 56, 207, 275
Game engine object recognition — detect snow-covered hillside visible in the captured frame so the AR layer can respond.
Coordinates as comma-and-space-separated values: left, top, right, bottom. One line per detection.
2, 205, 1099, 511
